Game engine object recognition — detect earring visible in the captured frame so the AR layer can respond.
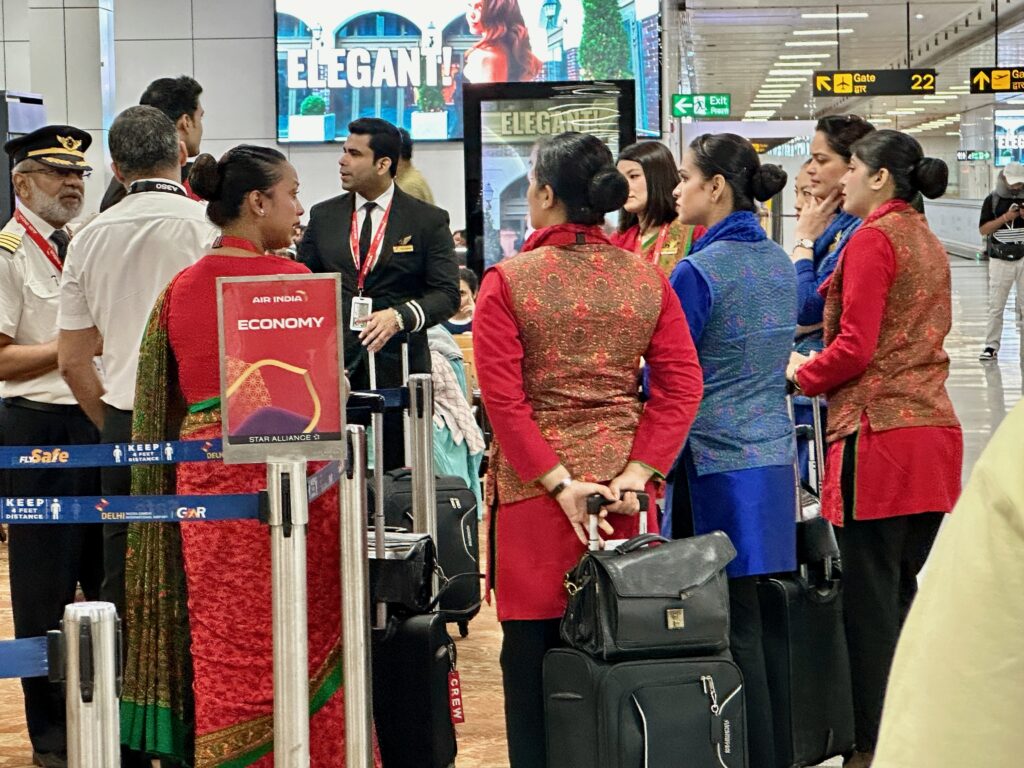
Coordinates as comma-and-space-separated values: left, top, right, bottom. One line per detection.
259, 210, 266, 216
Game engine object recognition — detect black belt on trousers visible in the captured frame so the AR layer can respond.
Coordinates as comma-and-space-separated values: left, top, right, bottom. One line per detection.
3, 396, 83, 415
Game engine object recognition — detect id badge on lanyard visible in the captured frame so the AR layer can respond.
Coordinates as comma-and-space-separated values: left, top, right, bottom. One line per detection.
349, 199, 392, 330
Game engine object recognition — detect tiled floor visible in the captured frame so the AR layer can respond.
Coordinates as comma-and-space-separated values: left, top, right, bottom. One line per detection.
0, 258, 1020, 768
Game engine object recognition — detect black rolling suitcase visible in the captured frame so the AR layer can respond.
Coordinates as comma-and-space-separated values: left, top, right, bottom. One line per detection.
544, 648, 747, 768
757, 394, 855, 768
370, 468, 482, 633
372, 613, 458, 768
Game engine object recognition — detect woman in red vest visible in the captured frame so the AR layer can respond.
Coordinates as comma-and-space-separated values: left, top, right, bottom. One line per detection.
788, 129, 962, 768
473, 132, 704, 768
612, 140, 704, 274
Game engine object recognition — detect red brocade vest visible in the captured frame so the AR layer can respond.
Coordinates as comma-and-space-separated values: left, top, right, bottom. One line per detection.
490, 244, 663, 504
822, 203, 959, 442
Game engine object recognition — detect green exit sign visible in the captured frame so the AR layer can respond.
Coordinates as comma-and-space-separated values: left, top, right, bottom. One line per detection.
672, 93, 731, 118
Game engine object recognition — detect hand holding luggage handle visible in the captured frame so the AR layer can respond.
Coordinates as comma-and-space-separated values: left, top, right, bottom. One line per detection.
585, 492, 650, 551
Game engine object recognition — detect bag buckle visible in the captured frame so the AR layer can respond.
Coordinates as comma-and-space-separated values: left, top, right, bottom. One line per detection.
564, 575, 580, 596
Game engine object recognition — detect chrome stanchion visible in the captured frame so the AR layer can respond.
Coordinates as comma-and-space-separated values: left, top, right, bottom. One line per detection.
267, 459, 310, 767
371, 405, 388, 630
59, 602, 119, 768
341, 426, 374, 766
407, 374, 438, 595
401, 340, 412, 465
408, 374, 437, 543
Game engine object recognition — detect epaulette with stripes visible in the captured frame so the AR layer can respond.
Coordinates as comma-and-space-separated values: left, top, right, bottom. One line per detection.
0, 231, 22, 255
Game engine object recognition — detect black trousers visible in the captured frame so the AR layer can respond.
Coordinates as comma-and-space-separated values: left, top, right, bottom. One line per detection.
728, 577, 776, 768
98, 405, 132, 616
1, 399, 103, 756
836, 511, 942, 752
500, 618, 561, 768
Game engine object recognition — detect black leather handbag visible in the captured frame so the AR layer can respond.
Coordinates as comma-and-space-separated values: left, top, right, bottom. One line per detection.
561, 529, 737, 661
369, 532, 436, 616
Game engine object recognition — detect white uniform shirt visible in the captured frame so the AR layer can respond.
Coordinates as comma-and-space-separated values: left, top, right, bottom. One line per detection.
354, 182, 396, 260
58, 180, 217, 411
0, 206, 74, 404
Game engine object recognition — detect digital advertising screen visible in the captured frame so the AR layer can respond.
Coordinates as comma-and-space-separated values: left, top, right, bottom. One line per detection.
463, 80, 636, 273
275, 0, 660, 142
994, 110, 1024, 167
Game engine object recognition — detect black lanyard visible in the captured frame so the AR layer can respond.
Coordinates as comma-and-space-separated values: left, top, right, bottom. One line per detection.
127, 180, 188, 196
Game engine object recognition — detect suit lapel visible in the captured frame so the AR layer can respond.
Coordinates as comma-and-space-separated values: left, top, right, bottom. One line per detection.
373, 187, 407, 276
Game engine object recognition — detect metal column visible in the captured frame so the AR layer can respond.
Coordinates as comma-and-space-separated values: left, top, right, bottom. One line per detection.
267, 459, 311, 767
61, 602, 119, 768
407, 374, 437, 546
341, 426, 375, 766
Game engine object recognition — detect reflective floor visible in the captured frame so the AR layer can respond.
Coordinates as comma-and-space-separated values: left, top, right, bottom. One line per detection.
0, 258, 1020, 768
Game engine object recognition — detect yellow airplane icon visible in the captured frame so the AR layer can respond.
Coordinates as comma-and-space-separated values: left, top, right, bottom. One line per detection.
992, 70, 1011, 91
834, 73, 853, 94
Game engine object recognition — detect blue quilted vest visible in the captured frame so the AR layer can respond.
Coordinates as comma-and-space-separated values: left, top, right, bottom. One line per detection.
686, 238, 797, 476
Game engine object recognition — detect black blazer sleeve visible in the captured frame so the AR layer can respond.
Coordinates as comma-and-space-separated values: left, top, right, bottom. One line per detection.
394, 205, 460, 332
298, 202, 326, 272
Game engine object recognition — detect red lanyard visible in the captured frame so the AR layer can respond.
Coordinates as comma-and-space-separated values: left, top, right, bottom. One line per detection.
15, 208, 63, 273
349, 198, 393, 293
638, 224, 671, 265
213, 235, 265, 254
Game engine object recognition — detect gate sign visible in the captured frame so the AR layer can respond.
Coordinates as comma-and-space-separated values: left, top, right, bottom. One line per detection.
217, 273, 345, 463
956, 149, 992, 162
813, 69, 936, 97
672, 93, 731, 118
970, 67, 1024, 93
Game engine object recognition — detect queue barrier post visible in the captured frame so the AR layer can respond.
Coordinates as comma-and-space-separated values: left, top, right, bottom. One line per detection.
407, 374, 438, 594
341, 426, 374, 767
53, 602, 120, 768
267, 459, 311, 767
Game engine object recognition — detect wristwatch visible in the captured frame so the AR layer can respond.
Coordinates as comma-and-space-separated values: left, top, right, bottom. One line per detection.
794, 238, 815, 250
392, 308, 405, 331
548, 477, 574, 499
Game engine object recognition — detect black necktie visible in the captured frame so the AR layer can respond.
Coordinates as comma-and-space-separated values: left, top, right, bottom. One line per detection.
49, 229, 70, 263
359, 201, 377, 264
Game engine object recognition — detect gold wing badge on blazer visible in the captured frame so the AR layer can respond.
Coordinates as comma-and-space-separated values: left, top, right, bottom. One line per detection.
393, 235, 414, 253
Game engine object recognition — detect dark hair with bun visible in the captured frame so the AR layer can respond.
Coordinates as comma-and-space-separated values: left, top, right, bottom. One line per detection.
850, 129, 948, 202
815, 114, 876, 160
532, 132, 629, 225
689, 133, 787, 213
189, 145, 288, 228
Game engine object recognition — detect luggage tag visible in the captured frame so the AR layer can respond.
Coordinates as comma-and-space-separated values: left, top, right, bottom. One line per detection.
350, 295, 373, 331
447, 642, 465, 724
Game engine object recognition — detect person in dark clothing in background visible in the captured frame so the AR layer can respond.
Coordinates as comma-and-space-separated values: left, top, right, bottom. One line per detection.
99, 75, 205, 210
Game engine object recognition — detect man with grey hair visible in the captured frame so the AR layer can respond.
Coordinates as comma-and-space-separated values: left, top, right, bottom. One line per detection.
0, 124, 103, 768
58, 105, 216, 627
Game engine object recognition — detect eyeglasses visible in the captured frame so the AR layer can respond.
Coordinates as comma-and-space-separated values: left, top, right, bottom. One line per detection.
19, 168, 91, 180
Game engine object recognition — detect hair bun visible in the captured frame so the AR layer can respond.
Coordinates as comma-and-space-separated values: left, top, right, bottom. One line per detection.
913, 157, 948, 199
750, 163, 788, 202
588, 166, 629, 215
188, 153, 221, 201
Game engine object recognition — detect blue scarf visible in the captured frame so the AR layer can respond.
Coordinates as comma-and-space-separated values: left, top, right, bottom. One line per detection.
813, 210, 861, 285
813, 211, 859, 265
688, 210, 765, 256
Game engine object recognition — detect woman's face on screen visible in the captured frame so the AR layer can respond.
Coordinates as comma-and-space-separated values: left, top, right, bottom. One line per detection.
466, 0, 484, 34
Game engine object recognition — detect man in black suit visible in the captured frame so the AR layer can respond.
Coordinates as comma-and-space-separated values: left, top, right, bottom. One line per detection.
300, 117, 459, 468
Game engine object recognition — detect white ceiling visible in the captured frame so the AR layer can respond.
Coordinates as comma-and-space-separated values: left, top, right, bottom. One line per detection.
682, 0, 1024, 137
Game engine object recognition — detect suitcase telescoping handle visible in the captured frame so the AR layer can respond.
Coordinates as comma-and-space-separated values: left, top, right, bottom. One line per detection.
585, 492, 649, 551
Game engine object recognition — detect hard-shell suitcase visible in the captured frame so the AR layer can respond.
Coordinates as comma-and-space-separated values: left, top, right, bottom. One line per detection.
543, 648, 747, 768
758, 394, 854, 767
372, 613, 458, 768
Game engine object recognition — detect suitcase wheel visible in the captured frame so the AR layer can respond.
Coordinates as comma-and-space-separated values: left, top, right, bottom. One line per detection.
458, 621, 469, 638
